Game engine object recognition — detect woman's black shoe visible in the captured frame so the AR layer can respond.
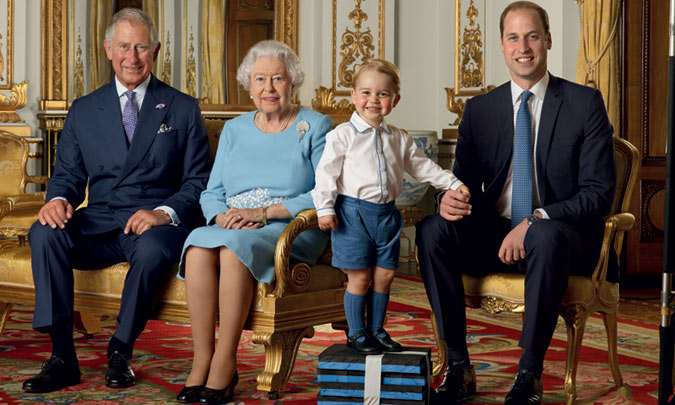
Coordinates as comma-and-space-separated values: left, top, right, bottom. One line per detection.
346, 331, 382, 354
177, 383, 205, 403
372, 328, 403, 352
199, 372, 239, 405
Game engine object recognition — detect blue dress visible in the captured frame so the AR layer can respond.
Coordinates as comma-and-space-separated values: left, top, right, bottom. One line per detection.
179, 108, 332, 283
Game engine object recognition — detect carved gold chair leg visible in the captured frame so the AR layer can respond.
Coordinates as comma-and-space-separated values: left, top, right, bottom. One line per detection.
0, 302, 12, 336
253, 326, 314, 399
561, 307, 590, 405
602, 310, 624, 388
430, 310, 447, 379
74, 311, 102, 336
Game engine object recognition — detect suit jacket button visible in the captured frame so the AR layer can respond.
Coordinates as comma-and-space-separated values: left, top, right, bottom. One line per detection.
111, 189, 117, 194
110, 208, 116, 213
155, 162, 161, 168
98, 165, 104, 171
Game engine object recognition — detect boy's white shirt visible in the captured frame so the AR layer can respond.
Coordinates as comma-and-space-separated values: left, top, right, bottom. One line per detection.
312, 111, 463, 218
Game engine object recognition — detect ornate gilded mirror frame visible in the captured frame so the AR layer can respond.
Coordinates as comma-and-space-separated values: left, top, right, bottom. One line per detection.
0, 0, 28, 124
445, 0, 493, 126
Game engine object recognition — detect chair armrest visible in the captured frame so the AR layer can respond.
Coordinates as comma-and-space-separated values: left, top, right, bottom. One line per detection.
271, 209, 319, 298
0, 199, 9, 219
591, 212, 635, 283
4, 192, 46, 210
26, 175, 49, 186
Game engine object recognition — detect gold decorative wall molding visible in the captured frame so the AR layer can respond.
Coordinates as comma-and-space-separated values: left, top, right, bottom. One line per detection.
313, 0, 385, 124
40, 0, 68, 110
445, 0, 493, 126
0, 80, 27, 122
276, 0, 299, 54
336, 0, 374, 88
311, 86, 355, 125
185, 26, 196, 97
73, 28, 84, 99
161, 30, 172, 85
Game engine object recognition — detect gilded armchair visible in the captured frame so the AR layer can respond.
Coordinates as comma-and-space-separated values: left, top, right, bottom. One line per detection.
429, 136, 639, 405
0, 131, 49, 246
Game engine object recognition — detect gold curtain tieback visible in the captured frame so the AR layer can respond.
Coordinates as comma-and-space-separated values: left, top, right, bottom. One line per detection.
262, 206, 269, 226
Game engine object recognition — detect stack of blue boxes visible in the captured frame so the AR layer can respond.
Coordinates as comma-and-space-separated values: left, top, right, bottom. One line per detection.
317, 344, 431, 404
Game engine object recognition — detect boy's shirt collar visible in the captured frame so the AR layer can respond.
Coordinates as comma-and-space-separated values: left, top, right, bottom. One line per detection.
349, 111, 393, 135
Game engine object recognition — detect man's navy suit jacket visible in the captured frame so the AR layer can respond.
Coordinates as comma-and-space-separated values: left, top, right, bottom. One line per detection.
45, 75, 211, 234
454, 74, 617, 278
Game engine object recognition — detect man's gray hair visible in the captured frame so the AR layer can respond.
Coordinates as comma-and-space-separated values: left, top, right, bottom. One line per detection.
105, 7, 159, 50
236, 40, 304, 96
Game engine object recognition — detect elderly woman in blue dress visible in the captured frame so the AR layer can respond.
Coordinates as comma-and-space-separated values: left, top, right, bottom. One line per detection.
176, 40, 332, 404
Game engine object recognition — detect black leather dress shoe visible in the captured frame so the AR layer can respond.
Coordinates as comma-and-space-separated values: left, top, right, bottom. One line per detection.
199, 371, 239, 404
105, 351, 136, 388
177, 383, 205, 403
22, 355, 81, 393
504, 369, 543, 404
372, 328, 403, 352
346, 331, 382, 354
431, 360, 476, 404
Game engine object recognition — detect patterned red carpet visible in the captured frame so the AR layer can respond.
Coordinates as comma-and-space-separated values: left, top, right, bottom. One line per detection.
0, 276, 660, 404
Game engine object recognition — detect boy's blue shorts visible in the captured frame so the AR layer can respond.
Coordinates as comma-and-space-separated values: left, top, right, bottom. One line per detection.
331, 195, 402, 270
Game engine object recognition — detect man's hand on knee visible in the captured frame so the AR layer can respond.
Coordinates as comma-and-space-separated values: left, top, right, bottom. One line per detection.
38, 199, 74, 229
498, 221, 528, 264
124, 209, 171, 235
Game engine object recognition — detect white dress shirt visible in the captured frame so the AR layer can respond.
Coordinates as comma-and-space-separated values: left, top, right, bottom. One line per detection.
495, 72, 550, 220
312, 112, 463, 218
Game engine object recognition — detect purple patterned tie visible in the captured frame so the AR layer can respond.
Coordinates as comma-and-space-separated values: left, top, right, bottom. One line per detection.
122, 90, 138, 143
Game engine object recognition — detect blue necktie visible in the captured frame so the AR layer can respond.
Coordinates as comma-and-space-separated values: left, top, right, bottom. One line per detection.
122, 90, 138, 143
511, 90, 533, 228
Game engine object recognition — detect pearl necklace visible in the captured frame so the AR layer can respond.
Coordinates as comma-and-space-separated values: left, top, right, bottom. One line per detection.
258, 106, 295, 134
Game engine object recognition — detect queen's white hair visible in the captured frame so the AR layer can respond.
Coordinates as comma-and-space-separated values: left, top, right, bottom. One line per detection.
236, 40, 304, 96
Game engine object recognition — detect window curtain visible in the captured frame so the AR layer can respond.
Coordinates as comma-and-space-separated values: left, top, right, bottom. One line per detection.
575, 0, 621, 134
88, 0, 113, 93
201, 0, 226, 104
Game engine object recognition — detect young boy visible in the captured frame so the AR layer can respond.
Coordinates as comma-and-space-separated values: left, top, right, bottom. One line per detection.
312, 59, 470, 354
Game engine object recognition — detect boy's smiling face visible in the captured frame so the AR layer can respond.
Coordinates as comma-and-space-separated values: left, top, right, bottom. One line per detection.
351, 69, 400, 128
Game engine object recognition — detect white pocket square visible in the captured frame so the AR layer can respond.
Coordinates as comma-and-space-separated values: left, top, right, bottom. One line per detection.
157, 123, 173, 134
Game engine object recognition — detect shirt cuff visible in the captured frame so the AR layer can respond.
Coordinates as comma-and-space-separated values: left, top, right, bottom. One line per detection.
316, 207, 336, 218
155, 206, 180, 225
534, 208, 549, 219
50, 196, 68, 202
448, 179, 464, 191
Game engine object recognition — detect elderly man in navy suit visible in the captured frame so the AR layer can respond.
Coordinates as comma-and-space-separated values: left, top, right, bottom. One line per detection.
416, 2, 616, 404
22, 8, 210, 393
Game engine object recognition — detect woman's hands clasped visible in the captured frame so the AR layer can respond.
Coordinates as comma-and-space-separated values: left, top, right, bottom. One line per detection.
215, 208, 264, 229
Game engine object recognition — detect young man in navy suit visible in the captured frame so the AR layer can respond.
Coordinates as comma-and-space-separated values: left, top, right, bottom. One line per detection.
416, 2, 616, 404
23, 8, 210, 393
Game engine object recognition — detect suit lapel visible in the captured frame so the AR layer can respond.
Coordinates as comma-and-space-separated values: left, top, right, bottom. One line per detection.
493, 84, 515, 192
115, 76, 171, 186
95, 82, 129, 155
536, 74, 562, 204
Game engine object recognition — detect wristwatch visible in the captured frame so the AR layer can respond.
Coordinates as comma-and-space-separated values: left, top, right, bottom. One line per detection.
526, 214, 540, 225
